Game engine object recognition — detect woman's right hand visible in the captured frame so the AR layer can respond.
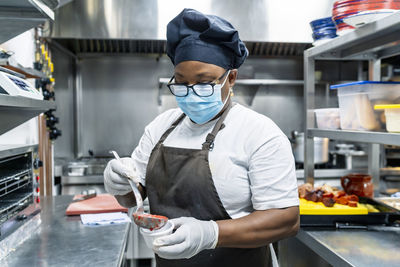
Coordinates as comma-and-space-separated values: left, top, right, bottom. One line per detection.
103, 157, 140, 195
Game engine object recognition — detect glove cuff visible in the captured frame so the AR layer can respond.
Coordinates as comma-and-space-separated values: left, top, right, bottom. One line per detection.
210, 220, 219, 249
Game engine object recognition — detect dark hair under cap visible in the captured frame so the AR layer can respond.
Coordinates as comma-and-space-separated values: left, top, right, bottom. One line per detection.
166, 8, 248, 70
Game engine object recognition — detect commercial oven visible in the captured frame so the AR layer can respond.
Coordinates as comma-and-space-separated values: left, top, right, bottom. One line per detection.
0, 144, 41, 255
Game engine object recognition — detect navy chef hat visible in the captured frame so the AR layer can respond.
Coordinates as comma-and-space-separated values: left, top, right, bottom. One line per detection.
166, 8, 249, 70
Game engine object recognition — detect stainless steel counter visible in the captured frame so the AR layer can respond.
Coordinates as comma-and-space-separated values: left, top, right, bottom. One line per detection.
0, 195, 129, 267
296, 227, 400, 267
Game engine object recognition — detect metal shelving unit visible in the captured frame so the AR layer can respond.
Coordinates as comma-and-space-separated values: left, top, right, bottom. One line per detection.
0, 0, 55, 44
0, 62, 47, 79
0, 0, 57, 135
0, 95, 56, 136
304, 12, 400, 190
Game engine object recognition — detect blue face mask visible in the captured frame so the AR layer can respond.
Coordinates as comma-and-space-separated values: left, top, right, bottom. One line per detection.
175, 71, 231, 124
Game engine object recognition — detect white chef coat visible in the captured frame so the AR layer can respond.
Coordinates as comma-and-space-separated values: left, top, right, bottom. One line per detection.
131, 103, 299, 219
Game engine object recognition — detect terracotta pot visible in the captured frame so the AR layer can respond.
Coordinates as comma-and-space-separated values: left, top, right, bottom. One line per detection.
341, 173, 374, 197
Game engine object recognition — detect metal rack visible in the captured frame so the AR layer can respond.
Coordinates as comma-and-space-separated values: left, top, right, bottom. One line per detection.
304, 12, 400, 189
0, 145, 39, 237
0, 192, 33, 225
0, 170, 32, 198
0, 148, 34, 225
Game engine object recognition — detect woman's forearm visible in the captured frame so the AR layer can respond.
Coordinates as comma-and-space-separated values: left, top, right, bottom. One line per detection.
114, 185, 147, 208
216, 206, 299, 248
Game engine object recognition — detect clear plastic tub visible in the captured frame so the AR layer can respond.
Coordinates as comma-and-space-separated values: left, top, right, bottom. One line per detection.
314, 108, 340, 129
331, 81, 400, 131
374, 104, 400, 133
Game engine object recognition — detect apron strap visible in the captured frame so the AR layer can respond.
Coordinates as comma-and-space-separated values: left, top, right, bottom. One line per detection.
202, 100, 233, 151
158, 113, 186, 144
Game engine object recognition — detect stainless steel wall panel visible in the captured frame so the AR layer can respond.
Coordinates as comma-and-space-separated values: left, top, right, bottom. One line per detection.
78, 55, 173, 157
74, 59, 83, 158
52, 48, 75, 159
48, 0, 335, 43
49, 0, 159, 40
53, 55, 359, 159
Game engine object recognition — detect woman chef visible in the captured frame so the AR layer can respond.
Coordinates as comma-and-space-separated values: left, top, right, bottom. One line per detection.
104, 8, 299, 267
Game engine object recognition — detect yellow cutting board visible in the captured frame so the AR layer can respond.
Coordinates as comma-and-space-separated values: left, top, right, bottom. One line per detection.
300, 198, 368, 215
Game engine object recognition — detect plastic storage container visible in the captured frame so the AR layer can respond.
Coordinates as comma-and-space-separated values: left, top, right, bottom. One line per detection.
343, 10, 397, 28
140, 220, 174, 249
314, 108, 340, 129
331, 81, 400, 131
374, 104, 400, 133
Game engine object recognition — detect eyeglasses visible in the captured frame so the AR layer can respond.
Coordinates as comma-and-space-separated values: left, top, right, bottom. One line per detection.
167, 70, 230, 97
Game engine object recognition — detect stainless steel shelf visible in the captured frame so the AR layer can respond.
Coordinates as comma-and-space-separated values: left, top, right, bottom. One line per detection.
0, 63, 47, 79
305, 12, 400, 60
308, 128, 400, 146
0, 94, 55, 109
0, 0, 55, 43
0, 94, 56, 111
159, 78, 330, 86
296, 168, 400, 179
158, 77, 332, 106
0, 95, 56, 135
296, 168, 366, 179
233, 79, 329, 86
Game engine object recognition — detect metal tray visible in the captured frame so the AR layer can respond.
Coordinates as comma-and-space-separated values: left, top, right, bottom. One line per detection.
375, 197, 400, 211
300, 197, 400, 228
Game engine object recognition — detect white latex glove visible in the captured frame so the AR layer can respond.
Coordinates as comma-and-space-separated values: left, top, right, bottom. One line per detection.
152, 217, 219, 260
103, 157, 140, 196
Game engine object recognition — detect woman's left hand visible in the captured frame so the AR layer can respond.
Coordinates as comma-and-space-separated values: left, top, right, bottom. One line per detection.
152, 217, 219, 259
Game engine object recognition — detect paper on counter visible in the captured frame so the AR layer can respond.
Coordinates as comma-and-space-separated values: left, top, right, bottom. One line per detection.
81, 212, 131, 225
391, 192, 400, 198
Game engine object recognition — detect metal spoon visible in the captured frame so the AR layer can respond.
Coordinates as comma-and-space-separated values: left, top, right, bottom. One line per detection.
109, 151, 168, 230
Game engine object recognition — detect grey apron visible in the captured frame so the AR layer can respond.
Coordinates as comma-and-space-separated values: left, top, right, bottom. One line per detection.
146, 101, 271, 267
